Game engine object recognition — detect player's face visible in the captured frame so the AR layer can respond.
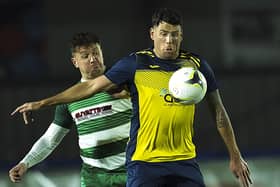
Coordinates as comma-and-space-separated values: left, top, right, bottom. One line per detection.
72, 43, 105, 80
150, 21, 183, 60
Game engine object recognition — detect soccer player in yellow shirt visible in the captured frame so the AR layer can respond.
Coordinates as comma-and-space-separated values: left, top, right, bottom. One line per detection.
12, 8, 252, 187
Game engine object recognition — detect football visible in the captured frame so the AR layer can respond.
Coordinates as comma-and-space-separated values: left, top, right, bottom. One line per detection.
168, 67, 207, 104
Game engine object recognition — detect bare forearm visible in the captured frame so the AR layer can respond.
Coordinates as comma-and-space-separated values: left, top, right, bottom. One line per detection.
207, 90, 252, 186
206, 90, 241, 159
38, 81, 97, 107
11, 76, 113, 115
216, 108, 241, 159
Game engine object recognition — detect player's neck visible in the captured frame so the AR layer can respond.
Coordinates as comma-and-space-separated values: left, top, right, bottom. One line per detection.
81, 77, 94, 82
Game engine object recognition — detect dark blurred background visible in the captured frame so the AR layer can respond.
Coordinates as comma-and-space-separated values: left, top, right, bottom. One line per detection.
1, 0, 279, 186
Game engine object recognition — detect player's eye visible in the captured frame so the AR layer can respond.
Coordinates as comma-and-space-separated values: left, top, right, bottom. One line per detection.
171, 32, 179, 38
92, 52, 99, 56
81, 54, 89, 59
160, 32, 168, 37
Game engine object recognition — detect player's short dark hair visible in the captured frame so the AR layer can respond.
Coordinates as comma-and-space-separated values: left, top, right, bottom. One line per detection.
152, 8, 182, 27
70, 32, 101, 54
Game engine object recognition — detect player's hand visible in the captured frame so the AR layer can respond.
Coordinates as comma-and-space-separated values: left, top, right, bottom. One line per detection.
230, 157, 252, 187
11, 102, 41, 124
9, 163, 28, 183
111, 90, 130, 99
11, 101, 42, 114
20, 111, 34, 125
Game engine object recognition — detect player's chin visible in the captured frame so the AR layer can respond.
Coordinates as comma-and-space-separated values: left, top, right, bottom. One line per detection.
12, 179, 21, 183
90, 69, 103, 77
163, 52, 177, 59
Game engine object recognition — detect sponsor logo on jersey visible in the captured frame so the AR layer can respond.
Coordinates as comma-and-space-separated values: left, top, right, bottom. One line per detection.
75, 105, 112, 121
160, 88, 181, 104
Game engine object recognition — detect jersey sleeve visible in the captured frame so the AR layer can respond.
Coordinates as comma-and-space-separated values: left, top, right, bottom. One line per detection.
52, 104, 74, 129
20, 123, 69, 168
198, 58, 219, 93
105, 55, 136, 86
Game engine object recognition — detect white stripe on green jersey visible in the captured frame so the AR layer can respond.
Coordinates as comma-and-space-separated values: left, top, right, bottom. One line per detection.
79, 122, 130, 148
81, 152, 126, 170
53, 92, 132, 170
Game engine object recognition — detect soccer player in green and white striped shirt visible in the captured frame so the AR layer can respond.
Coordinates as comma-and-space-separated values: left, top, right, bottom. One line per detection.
9, 32, 132, 187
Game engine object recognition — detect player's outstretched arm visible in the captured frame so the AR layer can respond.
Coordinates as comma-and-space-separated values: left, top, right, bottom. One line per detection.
206, 90, 252, 187
11, 75, 113, 117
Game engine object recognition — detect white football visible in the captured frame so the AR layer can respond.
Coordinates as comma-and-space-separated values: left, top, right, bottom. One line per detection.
168, 67, 207, 104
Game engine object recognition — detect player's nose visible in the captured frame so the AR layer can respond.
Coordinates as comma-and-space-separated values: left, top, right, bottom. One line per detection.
89, 56, 97, 64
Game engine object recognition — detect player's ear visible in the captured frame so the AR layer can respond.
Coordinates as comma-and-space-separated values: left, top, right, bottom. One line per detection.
180, 29, 183, 42
71, 57, 79, 68
179, 33, 183, 43
150, 27, 155, 40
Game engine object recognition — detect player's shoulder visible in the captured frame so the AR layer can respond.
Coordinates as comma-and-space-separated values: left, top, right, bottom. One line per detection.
135, 48, 155, 57
179, 49, 209, 68
116, 50, 139, 63
116, 48, 154, 64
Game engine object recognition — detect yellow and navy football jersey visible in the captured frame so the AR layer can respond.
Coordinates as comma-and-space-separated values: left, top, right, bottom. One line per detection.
105, 49, 218, 164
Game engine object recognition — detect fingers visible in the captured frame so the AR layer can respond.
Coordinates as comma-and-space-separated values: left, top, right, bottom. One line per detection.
9, 163, 27, 183
244, 163, 252, 184
23, 112, 28, 124
11, 104, 29, 116
9, 167, 22, 183
236, 163, 252, 187
9, 173, 22, 183
239, 172, 249, 187
23, 112, 34, 125
11, 103, 35, 124
11, 106, 23, 116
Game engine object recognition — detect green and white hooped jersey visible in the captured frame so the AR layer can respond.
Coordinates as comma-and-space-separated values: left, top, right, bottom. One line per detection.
53, 92, 132, 170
